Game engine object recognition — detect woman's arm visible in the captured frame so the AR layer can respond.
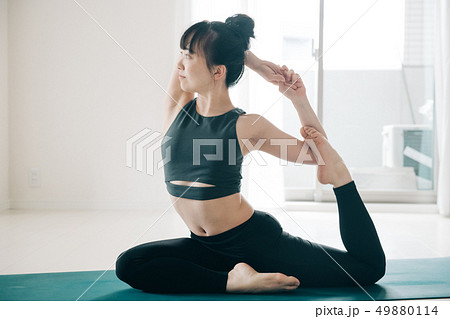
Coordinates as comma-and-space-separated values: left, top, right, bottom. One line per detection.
244, 51, 285, 85
162, 56, 195, 134
244, 52, 326, 139
278, 66, 327, 139
164, 59, 195, 110
244, 113, 320, 165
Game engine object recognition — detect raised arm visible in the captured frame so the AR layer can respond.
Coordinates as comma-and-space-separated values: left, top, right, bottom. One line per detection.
164, 54, 195, 110
278, 66, 327, 139
244, 51, 285, 85
244, 51, 327, 139
162, 54, 195, 134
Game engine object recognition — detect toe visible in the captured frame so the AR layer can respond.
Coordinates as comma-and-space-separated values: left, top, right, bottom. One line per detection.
305, 126, 316, 134
300, 127, 308, 139
289, 276, 300, 286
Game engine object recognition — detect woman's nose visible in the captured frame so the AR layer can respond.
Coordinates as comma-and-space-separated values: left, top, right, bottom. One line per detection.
177, 57, 184, 70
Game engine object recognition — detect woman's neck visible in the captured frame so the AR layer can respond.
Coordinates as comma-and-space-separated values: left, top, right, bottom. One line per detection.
196, 89, 234, 117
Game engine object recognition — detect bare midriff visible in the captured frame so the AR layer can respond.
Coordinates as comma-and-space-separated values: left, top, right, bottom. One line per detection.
168, 180, 254, 237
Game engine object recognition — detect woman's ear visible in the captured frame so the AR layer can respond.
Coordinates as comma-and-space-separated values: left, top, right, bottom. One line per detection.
213, 65, 227, 81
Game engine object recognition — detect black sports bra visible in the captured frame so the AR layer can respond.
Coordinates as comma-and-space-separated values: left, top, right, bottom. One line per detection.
160, 98, 246, 200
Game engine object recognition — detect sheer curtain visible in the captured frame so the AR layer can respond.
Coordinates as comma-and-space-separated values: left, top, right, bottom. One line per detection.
435, 0, 450, 217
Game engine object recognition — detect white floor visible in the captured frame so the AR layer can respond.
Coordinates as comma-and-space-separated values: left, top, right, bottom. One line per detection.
1, 206, 450, 275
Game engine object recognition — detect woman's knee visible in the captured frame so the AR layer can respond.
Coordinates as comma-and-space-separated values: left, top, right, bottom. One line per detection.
361, 257, 386, 285
115, 250, 132, 282
372, 257, 386, 283
115, 248, 146, 285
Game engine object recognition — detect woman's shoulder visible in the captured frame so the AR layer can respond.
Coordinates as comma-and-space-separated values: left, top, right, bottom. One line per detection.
235, 111, 265, 141
235, 111, 262, 121
237, 112, 289, 142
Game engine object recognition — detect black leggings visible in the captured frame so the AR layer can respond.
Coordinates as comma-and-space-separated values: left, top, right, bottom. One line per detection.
115, 181, 386, 293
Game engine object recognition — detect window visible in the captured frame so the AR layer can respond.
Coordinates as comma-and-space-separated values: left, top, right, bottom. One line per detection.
320, 0, 436, 202
188, 0, 437, 204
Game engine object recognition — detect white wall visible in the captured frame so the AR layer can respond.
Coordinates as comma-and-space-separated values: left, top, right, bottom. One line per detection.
0, 0, 8, 211
7, 0, 187, 211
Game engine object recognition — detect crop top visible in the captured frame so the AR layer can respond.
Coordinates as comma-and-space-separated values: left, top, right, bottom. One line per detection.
160, 98, 246, 200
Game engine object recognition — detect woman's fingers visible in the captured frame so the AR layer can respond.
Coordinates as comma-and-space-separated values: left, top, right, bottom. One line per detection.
278, 80, 295, 94
278, 66, 306, 91
293, 74, 304, 89
287, 69, 295, 83
273, 64, 283, 74
260, 61, 287, 85
280, 67, 298, 85
278, 70, 308, 100
291, 73, 300, 87
267, 71, 285, 85
270, 69, 286, 82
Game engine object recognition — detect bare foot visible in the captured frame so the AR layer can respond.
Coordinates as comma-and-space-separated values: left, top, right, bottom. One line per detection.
226, 263, 300, 294
300, 126, 352, 188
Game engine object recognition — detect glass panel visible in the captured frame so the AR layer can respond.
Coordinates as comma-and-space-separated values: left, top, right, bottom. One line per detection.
245, 0, 320, 200
278, 0, 320, 194
322, 0, 436, 192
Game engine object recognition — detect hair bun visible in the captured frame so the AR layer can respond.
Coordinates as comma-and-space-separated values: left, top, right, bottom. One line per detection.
225, 14, 255, 50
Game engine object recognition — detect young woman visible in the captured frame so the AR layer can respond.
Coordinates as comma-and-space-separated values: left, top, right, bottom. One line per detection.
115, 14, 386, 294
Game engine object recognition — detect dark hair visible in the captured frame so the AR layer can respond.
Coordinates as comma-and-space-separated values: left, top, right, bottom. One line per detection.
180, 14, 255, 88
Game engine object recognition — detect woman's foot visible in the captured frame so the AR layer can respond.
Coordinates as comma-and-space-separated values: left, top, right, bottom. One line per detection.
300, 126, 352, 188
226, 263, 300, 293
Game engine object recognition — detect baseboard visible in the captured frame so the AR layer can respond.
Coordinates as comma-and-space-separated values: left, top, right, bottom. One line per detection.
0, 199, 10, 212
8, 199, 172, 211
286, 187, 437, 203
7, 199, 440, 214
283, 201, 439, 214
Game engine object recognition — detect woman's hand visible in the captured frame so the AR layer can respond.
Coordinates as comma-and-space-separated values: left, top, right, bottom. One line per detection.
278, 65, 307, 102
245, 51, 285, 85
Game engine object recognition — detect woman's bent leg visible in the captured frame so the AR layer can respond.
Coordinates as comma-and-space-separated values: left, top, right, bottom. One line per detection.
334, 180, 386, 279
251, 182, 386, 288
115, 238, 235, 293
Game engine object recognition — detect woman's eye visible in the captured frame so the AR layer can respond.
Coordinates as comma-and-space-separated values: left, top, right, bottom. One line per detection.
179, 51, 190, 59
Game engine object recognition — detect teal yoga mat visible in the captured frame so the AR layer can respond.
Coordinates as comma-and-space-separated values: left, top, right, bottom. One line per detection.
1, 257, 449, 301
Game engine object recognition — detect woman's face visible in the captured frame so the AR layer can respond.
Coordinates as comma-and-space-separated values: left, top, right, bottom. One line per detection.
177, 49, 214, 93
